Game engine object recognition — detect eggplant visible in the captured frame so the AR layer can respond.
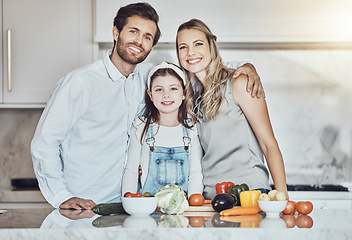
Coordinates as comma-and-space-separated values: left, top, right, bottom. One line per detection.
211, 193, 236, 212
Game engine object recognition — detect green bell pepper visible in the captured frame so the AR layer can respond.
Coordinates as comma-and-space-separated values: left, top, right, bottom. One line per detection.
228, 183, 249, 206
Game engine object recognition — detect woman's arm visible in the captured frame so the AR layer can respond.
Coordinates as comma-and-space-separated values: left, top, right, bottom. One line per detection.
187, 126, 204, 196
232, 76, 288, 199
122, 120, 143, 195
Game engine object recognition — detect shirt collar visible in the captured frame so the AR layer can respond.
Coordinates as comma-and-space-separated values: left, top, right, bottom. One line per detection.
103, 50, 140, 82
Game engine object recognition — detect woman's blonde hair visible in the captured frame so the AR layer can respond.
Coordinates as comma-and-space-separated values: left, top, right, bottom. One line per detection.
176, 19, 235, 120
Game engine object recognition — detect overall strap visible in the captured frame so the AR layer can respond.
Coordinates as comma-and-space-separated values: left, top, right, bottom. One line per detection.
146, 123, 155, 151
182, 125, 191, 151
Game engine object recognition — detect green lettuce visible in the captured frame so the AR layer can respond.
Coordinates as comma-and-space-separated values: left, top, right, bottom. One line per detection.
155, 184, 189, 215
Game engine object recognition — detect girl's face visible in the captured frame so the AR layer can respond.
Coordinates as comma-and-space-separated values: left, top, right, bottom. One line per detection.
147, 74, 185, 117
177, 29, 211, 81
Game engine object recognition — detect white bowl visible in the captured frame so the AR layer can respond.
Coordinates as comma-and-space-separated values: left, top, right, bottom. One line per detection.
122, 197, 158, 216
258, 200, 288, 218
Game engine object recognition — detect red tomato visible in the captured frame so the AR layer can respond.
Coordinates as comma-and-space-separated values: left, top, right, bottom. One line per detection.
296, 215, 313, 228
188, 194, 205, 206
281, 214, 296, 228
282, 200, 296, 214
296, 201, 313, 215
125, 192, 142, 198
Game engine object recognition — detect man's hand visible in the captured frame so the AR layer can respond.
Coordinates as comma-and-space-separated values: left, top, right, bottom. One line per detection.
233, 63, 265, 98
59, 197, 96, 210
59, 209, 96, 220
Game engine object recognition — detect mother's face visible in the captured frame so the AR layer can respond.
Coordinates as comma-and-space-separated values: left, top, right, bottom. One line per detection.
176, 29, 211, 80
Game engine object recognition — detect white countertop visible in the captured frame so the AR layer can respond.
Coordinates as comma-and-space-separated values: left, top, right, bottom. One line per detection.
0, 205, 352, 240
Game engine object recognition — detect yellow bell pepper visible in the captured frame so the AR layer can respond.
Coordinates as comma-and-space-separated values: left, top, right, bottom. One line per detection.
239, 190, 262, 211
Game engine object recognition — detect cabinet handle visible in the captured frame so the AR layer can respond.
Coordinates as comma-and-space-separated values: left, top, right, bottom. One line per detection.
7, 29, 12, 92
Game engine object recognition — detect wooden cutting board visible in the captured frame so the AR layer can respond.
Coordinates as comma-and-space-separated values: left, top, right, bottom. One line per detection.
185, 204, 214, 212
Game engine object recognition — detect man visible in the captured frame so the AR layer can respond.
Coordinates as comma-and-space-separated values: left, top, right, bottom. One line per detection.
31, 2, 263, 210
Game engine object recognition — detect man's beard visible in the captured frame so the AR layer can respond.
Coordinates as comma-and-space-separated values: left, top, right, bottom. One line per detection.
115, 38, 151, 65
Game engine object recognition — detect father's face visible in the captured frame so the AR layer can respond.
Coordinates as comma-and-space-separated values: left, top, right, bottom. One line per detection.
114, 15, 157, 65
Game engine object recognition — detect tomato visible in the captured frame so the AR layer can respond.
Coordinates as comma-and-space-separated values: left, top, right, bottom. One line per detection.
296, 201, 313, 215
282, 200, 296, 215
296, 215, 313, 228
281, 214, 296, 228
125, 192, 142, 198
188, 216, 205, 228
124, 192, 131, 197
188, 194, 205, 206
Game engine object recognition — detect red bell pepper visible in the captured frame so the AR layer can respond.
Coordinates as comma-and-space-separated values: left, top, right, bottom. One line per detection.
215, 181, 235, 194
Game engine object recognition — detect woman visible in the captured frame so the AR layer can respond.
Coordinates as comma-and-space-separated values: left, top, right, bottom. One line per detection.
176, 19, 288, 200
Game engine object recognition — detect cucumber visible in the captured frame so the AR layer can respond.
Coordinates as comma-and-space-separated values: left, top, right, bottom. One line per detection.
92, 202, 126, 216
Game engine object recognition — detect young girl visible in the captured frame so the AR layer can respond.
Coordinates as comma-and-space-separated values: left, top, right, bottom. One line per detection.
122, 62, 203, 196
176, 19, 289, 200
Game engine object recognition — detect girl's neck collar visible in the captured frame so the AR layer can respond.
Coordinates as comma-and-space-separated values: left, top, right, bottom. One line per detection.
157, 119, 181, 127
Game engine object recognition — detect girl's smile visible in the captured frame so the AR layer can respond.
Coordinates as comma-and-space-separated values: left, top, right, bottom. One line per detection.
147, 74, 185, 119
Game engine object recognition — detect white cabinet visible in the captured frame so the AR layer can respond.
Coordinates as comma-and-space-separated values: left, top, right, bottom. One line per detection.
95, 0, 352, 44
1, 0, 93, 107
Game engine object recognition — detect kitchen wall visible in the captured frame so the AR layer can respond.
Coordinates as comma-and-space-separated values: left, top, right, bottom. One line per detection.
0, 109, 42, 189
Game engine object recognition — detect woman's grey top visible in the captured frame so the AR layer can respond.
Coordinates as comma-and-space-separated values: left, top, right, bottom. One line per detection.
195, 79, 270, 199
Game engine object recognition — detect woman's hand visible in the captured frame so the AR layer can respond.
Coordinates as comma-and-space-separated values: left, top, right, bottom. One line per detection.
233, 63, 265, 98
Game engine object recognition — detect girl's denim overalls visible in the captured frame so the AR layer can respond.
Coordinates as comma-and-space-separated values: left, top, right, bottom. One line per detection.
141, 124, 191, 195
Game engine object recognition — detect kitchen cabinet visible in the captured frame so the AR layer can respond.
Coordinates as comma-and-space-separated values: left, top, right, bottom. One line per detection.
1, 0, 92, 108
94, 0, 352, 44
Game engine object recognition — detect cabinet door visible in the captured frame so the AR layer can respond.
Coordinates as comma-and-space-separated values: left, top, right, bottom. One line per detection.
2, 0, 90, 105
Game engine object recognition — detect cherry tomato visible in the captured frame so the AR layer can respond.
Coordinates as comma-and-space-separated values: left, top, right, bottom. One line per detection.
124, 192, 131, 197
296, 215, 313, 228
281, 214, 296, 228
282, 200, 296, 215
125, 192, 142, 198
188, 194, 205, 206
296, 201, 313, 215
188, 216, 205, 228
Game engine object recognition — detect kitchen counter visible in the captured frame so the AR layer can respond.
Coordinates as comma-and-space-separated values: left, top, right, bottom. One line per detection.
0, 190, 46, 203
0, 204, 352, 240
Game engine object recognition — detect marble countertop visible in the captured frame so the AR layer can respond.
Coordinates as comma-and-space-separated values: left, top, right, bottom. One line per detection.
0, 204, 352, 240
